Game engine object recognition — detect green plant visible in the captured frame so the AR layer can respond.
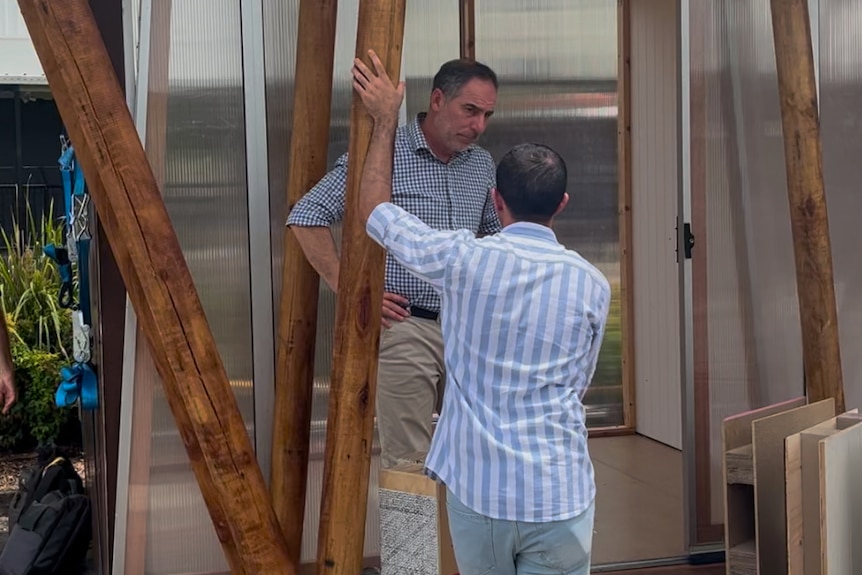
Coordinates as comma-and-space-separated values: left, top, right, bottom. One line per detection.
593, 281, 622, 387
0, 200, 69, 357
0, 195, 79, 452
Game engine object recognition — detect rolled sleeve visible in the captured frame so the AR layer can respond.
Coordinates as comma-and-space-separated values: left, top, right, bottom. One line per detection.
478, 160, 502, 235
286, 152, 349, 228
366, 203, 470, 290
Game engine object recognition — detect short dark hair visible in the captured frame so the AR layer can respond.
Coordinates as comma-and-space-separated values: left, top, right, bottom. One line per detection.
495, 144, 568, 223
432, 59, 498, 99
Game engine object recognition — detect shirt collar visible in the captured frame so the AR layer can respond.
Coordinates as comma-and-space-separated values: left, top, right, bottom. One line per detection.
407, 113, 474, 163
501, 221, 560, 244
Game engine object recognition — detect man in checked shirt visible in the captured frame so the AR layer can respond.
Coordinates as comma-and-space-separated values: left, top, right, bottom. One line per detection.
287, 58, 502, 469
353, 51, 610, 575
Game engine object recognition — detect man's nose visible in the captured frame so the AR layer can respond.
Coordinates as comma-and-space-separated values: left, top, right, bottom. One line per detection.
472, 115, 487, 134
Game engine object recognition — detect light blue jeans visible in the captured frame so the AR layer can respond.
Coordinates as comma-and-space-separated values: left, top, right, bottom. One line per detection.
446, 489, 595, 575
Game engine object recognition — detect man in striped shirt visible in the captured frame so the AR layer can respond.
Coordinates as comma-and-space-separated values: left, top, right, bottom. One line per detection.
353, 52, 611, 575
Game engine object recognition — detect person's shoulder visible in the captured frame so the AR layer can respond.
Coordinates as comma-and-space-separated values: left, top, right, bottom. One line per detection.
470, 145, 496, 168
561, 250, 611, 291
394, 122, 415, 146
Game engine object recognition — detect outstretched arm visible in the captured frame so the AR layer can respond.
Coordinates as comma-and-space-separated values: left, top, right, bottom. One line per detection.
354, 50, 468, 292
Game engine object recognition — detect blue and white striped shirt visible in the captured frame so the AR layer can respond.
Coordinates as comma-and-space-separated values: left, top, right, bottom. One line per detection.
366, 202, 611, 523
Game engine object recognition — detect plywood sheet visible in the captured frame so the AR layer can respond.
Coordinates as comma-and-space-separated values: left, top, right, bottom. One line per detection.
793, 410, 859, 575
751, 398, 835, 575
724, 396, 806, 451
819, 419, 862, 575
785, 431, 804, 575
726, 444, 754, 485
723, 396, 806, 575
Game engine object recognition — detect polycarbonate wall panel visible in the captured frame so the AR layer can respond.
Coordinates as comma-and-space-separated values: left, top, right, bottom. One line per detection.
474, 0, 623, 427
126, 0, 255, 572
264, 0, 458, 564
819, 0, 862, 410
403, 4, 460, 120
689, 0, 805, 527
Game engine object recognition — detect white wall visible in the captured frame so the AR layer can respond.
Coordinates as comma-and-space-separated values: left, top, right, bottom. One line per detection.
0, 0, 45, 84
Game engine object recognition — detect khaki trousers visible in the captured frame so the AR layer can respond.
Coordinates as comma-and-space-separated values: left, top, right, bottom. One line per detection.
376, 316, 445, 469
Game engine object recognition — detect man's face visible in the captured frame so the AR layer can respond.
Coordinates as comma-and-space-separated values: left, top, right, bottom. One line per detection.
429, 78, 497, 155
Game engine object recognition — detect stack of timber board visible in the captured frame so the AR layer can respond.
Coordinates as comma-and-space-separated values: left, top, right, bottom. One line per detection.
724, 396, 862, 575
785, 410, 862, 575
378, 455, 458, 575
723, 396, 835, 575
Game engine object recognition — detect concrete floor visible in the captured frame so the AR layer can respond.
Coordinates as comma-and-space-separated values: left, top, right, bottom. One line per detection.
120, 433, 691, 573
590, 434, 686, 565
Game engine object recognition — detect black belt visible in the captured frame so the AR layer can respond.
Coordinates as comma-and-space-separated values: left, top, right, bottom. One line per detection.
410, 306, 439, 321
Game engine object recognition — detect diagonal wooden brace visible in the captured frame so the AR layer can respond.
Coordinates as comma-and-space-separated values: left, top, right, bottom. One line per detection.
16, 1, 293, 572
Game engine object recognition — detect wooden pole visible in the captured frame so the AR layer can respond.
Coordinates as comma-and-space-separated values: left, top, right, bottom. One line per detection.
16, 1, 293, 573
271, 0, 338, 567
316, 1, 405, 574
769, 0, 844, 412
459, 0, 475, 60
617, 0, 635, 430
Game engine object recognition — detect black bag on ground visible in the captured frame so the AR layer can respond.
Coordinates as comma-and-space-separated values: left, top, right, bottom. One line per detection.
0, 454, 92, 575
8, 456, 84, 530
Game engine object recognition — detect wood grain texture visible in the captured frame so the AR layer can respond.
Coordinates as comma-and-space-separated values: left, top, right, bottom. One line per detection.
315, 1, 406, 574
725, 445, 753, 486
15, 1, 292, 572
271, 0, 338, 567
769, 0, 844, 413
793, 411, 858, 575
785, 432, 803, 575
751, 398, 835, 575
722, 397, 806, 574
458, 0, 475, 60
617, 0, 636, 433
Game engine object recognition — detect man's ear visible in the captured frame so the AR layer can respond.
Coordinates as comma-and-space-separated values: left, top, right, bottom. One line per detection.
492, 188, 505, 212
429, 88, 446, 112
553, 193, 569, 217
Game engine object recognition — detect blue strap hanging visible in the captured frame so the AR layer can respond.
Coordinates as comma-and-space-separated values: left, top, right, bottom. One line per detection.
45, 137, 98, 411
42, 244, 74, 309
56, 363, 99, 411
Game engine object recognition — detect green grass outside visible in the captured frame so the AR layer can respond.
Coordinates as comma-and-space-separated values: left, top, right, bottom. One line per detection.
584, 281, 623, 426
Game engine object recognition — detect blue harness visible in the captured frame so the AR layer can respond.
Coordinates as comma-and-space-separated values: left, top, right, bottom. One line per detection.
44, 138, 98, 411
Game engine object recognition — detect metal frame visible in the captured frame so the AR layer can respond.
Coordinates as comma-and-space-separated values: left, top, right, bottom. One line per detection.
677, 0, 698, 554
678, 0, 823, 555
112, 0, 151, 570
240, 0, 276, 485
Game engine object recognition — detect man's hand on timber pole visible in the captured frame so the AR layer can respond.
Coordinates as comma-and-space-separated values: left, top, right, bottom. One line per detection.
352, 49, 405, 127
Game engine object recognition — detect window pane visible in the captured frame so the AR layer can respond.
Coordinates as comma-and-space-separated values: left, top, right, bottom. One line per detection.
475, 0, 623, 427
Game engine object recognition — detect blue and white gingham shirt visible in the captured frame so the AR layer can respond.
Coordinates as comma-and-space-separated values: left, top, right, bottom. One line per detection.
287, 114, 501, 313
366, 202, 611, 523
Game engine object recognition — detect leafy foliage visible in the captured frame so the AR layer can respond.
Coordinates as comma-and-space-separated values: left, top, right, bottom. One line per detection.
0, 197, 79, 452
